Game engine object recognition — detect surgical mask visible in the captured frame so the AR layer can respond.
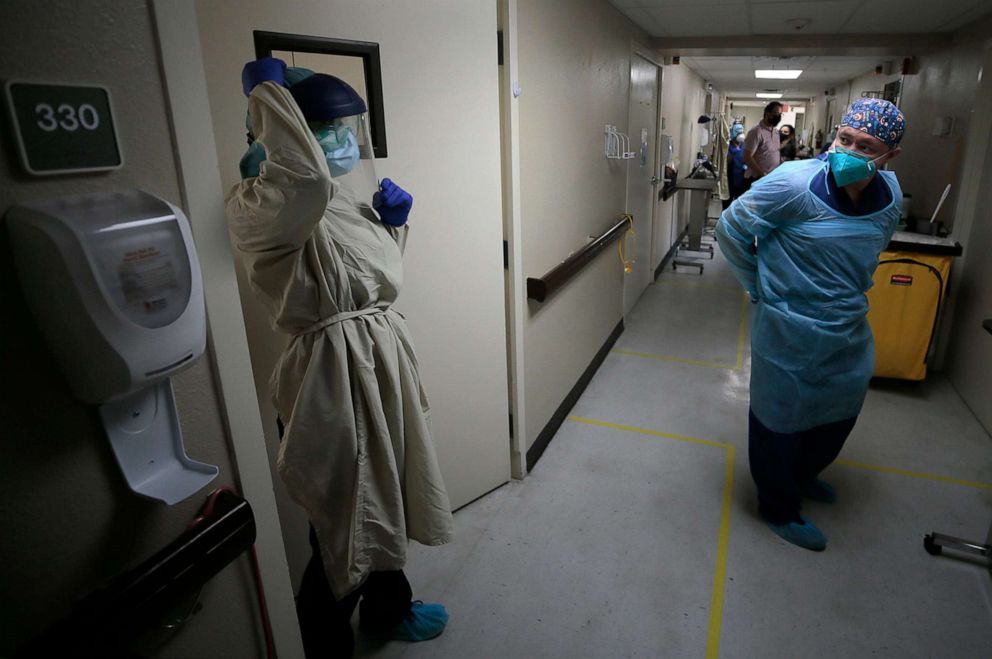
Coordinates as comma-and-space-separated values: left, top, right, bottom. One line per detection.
239, 141, 267, 179
315, 125, 360, 177
827, 146, 884, 187
769, 114, 782, 127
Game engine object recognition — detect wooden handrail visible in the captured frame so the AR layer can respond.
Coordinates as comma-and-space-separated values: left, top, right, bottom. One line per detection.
526, 216, 632, 303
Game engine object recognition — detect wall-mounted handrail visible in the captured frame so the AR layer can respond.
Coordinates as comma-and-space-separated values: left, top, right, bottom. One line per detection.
526, 215, 632, 303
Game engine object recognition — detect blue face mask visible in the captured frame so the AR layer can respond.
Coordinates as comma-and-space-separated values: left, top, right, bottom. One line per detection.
239, 141, 267, 179
828, 146, 883, 187
315, 126, 360, 177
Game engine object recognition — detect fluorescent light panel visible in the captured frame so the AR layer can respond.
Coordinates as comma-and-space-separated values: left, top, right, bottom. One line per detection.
755, 69, 803, 79
756, 92, 783, 99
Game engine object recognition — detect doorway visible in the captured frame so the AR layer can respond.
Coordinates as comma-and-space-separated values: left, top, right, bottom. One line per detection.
623, 50, 661, 315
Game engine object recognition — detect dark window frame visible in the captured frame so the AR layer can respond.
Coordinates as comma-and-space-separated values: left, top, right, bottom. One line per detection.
253, 30, 388, 158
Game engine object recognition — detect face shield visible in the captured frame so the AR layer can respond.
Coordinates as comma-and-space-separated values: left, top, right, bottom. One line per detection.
311, 113, 378, 205
289, 72, 379, 205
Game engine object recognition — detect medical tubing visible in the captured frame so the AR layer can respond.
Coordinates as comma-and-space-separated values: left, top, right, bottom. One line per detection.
188, 487, 276, 659
618, 213, 636, 272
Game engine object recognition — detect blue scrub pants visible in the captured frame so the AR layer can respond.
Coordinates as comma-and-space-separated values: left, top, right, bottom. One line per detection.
748, 409, 857, 524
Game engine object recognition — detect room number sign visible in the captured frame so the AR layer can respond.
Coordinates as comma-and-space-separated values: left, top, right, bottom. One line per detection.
4, 81, 123, 175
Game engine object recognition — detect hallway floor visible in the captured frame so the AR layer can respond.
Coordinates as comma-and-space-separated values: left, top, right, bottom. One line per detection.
358, 232, 992, 658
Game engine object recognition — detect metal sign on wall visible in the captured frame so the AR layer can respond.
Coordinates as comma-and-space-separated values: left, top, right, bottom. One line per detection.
4, 81, 123, 176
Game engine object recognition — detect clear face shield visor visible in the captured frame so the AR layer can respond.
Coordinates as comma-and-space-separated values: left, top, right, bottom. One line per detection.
311, 113, 378, 205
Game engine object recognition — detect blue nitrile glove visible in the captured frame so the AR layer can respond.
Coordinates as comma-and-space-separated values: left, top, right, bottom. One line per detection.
242, 57, 286, 97
373, 178, 413, 227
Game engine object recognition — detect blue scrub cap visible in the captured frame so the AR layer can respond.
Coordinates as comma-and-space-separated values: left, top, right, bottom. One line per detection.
840, 98, 906, 148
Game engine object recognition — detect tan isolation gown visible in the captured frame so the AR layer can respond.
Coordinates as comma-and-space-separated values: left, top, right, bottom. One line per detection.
225, 81, 453, 598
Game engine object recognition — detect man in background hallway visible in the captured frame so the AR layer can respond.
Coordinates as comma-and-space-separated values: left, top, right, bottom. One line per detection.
743, 101, 784, 184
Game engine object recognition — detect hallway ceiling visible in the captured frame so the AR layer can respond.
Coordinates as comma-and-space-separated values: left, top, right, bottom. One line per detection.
608, 1, 992, 100
608, 0, 991, 37
681, 55, 893, 100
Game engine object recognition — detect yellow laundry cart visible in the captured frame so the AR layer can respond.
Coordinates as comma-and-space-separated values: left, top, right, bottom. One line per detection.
866, 231, 962, 380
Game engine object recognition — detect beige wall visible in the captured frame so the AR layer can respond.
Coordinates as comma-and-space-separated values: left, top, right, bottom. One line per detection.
890, 42, 984, 230
808, 93, 830, 147
514, 0, 649, 449
195, 0, 511, 583
847, 68, 901, 106
735, 104, 765, 131
942, 33, 992, 432
0, 2, 265, 656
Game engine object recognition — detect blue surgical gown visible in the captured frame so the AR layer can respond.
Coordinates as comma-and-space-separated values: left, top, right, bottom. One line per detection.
716, 159, 901, 433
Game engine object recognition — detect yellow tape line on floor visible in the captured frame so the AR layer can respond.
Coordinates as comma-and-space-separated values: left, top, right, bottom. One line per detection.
612, 349, 738, 370
835, 458, 992, 490
567, 416, 733, 659
654, 281, 745, 293
613, 292, 750, 371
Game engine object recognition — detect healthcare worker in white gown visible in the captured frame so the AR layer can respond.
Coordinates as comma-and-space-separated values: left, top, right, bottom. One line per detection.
226, 57, 452, 657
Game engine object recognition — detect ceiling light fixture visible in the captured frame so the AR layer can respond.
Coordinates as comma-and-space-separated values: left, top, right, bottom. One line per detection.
756, 92, 783, 99
755, 69, 803, 79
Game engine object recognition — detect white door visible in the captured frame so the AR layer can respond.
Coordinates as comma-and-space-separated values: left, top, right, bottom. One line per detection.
192, 2, 513, 520
623, 52, 660, 315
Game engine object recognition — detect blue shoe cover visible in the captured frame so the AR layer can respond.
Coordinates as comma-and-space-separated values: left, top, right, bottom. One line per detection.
802, 479, 837, 503
766, 516, 827, 551
383, 602, 448, 642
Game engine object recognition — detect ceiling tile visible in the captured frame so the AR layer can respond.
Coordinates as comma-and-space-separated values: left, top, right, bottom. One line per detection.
748, 0, 853, 3
610, 0, 746, 7
938, 1, 992, 31
749, 1, 860, 34
683, 54, 891, 100
838, 0, 987, 33
646, 4, 751, 37
614, 0, 984, 36
621, 6, 670, 36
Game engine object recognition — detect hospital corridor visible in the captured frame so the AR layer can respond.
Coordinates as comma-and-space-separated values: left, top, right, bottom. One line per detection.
358, 234, 992, 658
2, 1, 992, 658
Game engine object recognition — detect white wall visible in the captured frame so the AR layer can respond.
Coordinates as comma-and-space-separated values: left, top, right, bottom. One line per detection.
195, 0, 510, 584
514, 0, 650, 451
0, 1, 273, 656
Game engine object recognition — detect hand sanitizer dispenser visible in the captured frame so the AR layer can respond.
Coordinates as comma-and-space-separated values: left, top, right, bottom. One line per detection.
6, 189, 219, 504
